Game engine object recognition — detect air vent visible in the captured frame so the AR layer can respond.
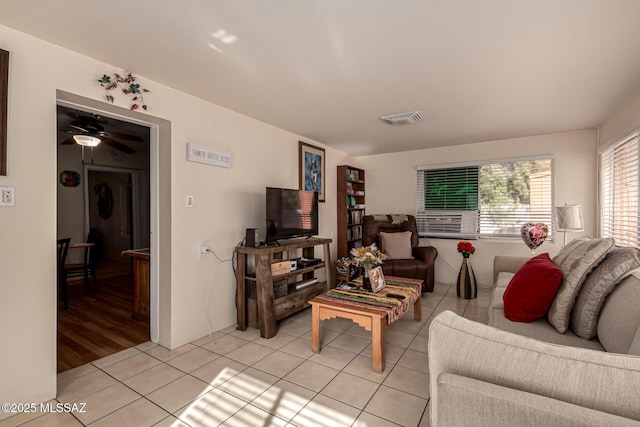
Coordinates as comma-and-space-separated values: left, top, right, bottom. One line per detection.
379, 111, 424, 125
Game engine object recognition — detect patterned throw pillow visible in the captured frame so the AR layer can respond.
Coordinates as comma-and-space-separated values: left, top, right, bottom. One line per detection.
570, 247, 640, 339
379, 231, 413, 259
548, 237, 614, 334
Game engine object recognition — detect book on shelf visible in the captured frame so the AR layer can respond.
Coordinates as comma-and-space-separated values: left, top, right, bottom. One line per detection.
346, 224, 362, 241
347, 210, 364, 224
346, 182, 353, 193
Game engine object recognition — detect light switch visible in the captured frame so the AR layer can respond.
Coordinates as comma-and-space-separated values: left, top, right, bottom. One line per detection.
186, 194, 194, 208
0, 186, 15, 207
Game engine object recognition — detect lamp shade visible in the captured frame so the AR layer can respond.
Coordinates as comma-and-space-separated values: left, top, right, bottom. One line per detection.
555, 204, 584, 232
73, 135, 101, 147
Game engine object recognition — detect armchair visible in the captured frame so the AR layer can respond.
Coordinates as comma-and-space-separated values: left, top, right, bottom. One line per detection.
363, 214, 437, 292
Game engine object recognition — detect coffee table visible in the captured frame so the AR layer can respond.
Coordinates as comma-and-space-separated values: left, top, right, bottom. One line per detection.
309, 276, 422, 373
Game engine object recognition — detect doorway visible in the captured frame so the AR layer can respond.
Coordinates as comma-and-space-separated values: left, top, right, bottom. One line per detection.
85, 166, 146, 279
56, 103, 151, 372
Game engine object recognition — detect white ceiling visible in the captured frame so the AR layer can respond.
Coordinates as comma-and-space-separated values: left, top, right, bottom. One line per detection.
3, 0, 640, 155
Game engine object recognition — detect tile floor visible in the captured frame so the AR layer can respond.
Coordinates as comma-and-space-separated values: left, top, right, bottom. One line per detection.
1, 284, 490, 427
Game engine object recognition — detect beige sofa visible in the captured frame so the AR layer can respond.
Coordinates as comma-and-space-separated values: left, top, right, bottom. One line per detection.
489, 255, 640, 353
428, 250, 640, 426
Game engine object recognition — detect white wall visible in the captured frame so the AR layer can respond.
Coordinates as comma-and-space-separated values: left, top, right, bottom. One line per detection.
357, 130, 598, 288
599, 87, 640, 147
0, 24, 349, 414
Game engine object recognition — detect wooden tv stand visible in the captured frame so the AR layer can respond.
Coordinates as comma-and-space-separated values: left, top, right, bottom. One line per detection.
235, 237, 332, 339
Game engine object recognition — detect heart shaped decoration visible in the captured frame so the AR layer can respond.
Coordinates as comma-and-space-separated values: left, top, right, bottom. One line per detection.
521, 222, 549, 253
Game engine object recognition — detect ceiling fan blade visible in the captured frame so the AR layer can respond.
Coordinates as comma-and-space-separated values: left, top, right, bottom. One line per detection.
69, 123, 89, 133
59, 126, 77, 134
61, 137, 75, 145
102, 137, 136, 154
106, 131, 145, 142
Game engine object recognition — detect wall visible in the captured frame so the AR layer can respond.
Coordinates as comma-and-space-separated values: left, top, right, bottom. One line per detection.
599, 86, 640, 147
357, 130, 597, 287
0, 24, 350, 414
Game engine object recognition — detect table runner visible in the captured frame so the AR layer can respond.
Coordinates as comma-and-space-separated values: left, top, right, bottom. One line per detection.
314, 280, 420, 324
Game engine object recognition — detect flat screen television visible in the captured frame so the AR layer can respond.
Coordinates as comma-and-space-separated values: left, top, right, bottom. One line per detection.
265, 187, 319, 243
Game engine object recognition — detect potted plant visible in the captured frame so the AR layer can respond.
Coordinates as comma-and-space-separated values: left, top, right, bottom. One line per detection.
345, 244, 388, 289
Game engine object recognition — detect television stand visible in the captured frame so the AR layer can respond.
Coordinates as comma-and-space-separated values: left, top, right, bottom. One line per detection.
235, 237, 332, 339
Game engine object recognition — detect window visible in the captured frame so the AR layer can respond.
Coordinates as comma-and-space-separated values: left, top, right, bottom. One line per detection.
601, 132, 639, 247
417, 156, 554, 238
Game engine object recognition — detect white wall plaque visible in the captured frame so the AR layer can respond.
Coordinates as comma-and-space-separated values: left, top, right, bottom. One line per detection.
186, 143, 232, 168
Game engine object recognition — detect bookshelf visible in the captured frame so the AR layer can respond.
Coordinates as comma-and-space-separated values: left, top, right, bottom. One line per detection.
337, 165, 365, 259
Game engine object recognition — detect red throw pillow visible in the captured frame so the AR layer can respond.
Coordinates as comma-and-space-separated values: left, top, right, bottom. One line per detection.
503, 253, 563, 322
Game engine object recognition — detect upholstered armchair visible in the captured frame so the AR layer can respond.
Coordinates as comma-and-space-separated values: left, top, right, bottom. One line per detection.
363, 214, 438, 293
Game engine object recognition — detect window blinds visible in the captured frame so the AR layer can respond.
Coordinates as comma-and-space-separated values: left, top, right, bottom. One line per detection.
601, 133, 640, 247
417, 157, 554, 238
416, 167, 479, 238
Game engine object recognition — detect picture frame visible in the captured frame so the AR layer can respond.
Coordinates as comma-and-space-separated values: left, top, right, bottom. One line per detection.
0, 49, 8, 176
299, 141, 325, 202
368, 266, 386, 292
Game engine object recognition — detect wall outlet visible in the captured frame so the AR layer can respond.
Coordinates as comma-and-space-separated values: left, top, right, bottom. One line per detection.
0, 186, 15, 207
199, 245, 208, 259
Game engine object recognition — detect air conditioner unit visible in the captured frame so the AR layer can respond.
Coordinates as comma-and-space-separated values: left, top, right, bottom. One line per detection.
423, 211, 479, 237
426, 214, 462, 234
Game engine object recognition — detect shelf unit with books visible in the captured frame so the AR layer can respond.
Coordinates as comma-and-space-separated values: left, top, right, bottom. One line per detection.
337, 165, 365, 259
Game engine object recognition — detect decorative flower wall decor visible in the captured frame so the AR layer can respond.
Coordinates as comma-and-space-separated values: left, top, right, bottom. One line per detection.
99, 71, 149, 111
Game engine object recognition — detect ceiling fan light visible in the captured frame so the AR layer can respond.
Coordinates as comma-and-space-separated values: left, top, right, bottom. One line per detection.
73, 135, 101, 147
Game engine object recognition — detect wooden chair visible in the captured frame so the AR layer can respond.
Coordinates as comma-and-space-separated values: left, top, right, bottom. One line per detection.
64, 230, 100, 293
57, 238, 71, 310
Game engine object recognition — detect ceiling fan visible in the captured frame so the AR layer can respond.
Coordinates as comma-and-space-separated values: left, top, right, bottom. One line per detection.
58, 113, 143, 154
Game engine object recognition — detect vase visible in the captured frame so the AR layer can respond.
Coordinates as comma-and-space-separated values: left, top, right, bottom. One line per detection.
361, 267, 372, 291
457, 257, 477, 299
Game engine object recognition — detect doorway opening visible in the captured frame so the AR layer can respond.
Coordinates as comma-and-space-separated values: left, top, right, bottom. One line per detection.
85, 166, 145, 279
56, 103, 152, 372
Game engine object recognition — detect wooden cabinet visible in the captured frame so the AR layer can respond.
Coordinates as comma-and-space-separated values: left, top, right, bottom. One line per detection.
337, 165, 365, 259
121, 248, 150, 321
235, 238, 332, 339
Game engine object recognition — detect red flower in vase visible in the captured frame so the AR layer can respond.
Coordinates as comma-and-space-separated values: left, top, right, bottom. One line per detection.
457, 241, 476, 258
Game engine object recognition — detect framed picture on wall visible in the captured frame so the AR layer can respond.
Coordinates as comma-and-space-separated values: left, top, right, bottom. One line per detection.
299, 141, 325, 202
0, 49, 8, 176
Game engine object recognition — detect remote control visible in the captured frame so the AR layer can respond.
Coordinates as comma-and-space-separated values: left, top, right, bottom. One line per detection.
386, 293, 405, 300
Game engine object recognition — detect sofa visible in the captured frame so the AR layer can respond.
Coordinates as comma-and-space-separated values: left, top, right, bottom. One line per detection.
429, 237, 640, 426
362, 214, 438, 292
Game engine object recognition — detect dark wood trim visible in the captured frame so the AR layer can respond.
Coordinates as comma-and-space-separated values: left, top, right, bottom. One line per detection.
0, 49, 8, 176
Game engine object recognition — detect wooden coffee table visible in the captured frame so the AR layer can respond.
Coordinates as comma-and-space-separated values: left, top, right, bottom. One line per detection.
309, 276, 422, 373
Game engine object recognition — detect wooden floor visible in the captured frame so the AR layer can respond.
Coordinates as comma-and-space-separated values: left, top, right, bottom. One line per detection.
57, 274, 150, 373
